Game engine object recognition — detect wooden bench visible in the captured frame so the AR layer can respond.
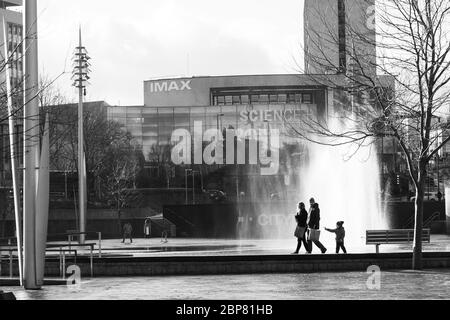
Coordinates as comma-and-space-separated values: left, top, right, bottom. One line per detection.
366, 229, 431, 253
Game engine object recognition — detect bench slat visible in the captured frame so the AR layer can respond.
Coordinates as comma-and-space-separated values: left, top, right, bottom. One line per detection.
366, 229, 430, 246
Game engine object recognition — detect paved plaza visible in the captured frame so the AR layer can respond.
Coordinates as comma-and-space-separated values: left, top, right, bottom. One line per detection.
2, 235, 450, 300
3, 269, 450, 300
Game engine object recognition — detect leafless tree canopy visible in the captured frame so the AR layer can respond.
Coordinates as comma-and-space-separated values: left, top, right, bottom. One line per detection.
299, 0, 450, 269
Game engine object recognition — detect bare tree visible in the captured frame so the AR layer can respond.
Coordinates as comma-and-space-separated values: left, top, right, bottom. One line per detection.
45, 100, 138, 200
99, 139, 142, 234
297, 0, 450, 269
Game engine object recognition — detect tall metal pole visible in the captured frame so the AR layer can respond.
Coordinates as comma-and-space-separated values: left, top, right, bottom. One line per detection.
192, 171, 195, 204
437, 155, 440, 195
23, 0, 40, 290
3, 18, 23, 286
78, 28, 86, 245
35, 113, 49, 287
185, 169, 188, 204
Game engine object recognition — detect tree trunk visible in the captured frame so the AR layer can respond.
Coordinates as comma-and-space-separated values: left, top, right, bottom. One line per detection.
117, 204, 122, 237
0, 192, 7, 238
413, 164, 426, 270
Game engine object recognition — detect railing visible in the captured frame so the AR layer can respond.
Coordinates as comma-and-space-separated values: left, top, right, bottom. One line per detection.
0, 237, 17, 246
0, 246, 77, 279
49, 231, 102, 258
150, 216, 177, 238
403, 212, 442, 229
164, 207, 195, 228
1, 231, 102, 258
424, 212, 441, 228
403, 216, 415, 229
0, 232, 101, 279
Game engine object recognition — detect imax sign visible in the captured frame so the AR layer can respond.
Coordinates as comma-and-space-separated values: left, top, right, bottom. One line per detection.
149, 80, 192, 93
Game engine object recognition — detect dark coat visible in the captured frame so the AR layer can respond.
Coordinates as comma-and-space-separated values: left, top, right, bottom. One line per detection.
295, 209, 308, 228
308, 208, 320, 229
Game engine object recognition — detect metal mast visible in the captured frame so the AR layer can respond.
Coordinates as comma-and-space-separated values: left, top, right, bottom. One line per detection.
72, 28, 91, 244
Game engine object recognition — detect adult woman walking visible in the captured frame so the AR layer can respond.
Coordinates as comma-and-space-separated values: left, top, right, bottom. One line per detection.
293, 202, 309, 254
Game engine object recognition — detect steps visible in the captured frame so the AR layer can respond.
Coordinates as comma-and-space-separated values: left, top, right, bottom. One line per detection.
149, 215, 176, 237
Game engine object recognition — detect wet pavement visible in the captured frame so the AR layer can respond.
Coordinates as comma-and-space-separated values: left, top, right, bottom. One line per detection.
3, 269, 450, 300
2, 235, 450, 300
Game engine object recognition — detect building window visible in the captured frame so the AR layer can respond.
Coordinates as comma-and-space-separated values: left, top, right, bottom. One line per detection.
302, 93, 313, 104
259, 95, 269, 103
232, 96, 241, 104
278, 94, 287, 103
217, 96, 225, 105
269, 94, 278, 103
225, 96, 233, 105
212, 90, 318, 106
251, 95, 259, 103
288, 94, 296, 103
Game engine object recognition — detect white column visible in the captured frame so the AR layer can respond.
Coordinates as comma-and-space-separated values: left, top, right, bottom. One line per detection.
3, 17, 23, 286
36, 114, 49, 286
23, 0, 40, 290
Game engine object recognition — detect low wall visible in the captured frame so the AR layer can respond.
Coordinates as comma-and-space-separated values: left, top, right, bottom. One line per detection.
2, 252, 450, 278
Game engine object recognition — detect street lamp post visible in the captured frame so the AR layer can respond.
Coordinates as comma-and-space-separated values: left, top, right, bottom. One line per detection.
185, 169, 192, 204
185, 169, 199, 204
192, 170, 195, 204
216, 113, 224, 132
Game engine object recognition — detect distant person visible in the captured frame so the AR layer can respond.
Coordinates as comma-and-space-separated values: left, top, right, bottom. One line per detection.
161, 230, 168, 243
307, 202, 327, 254
122, 222, 133, 244
144, 219, 151, 239
437, 191, 443, 202
325, 221, 347, 254
293, 202, 309, 254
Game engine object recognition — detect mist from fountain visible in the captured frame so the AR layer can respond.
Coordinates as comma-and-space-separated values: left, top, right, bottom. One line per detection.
237, 116, 387, 248
298, 122, 387, 245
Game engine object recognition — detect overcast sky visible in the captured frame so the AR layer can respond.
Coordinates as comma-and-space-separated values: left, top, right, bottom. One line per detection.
37, 0, 305, 106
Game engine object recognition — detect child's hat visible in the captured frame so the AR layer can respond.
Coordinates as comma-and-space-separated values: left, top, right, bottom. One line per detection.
337, 221, 344, 226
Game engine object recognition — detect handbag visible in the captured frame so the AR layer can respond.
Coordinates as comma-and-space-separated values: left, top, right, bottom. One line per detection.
294, 226, 306, 239
308, 229, 321, 242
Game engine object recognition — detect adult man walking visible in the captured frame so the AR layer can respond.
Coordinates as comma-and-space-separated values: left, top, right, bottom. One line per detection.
307, 199, 327, 254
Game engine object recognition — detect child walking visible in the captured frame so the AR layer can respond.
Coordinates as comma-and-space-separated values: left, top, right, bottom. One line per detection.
325, 221, 347, 254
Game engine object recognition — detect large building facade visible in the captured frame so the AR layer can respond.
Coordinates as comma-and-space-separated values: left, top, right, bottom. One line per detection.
104, 0, 399, 200
304, 0, 376, 75
108, 74, 376, 200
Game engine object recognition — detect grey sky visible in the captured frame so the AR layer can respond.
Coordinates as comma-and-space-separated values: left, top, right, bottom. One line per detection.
37, 0, 304, 106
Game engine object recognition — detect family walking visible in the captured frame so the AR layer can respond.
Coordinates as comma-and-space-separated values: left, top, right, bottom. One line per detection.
293, 198, 347, 254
